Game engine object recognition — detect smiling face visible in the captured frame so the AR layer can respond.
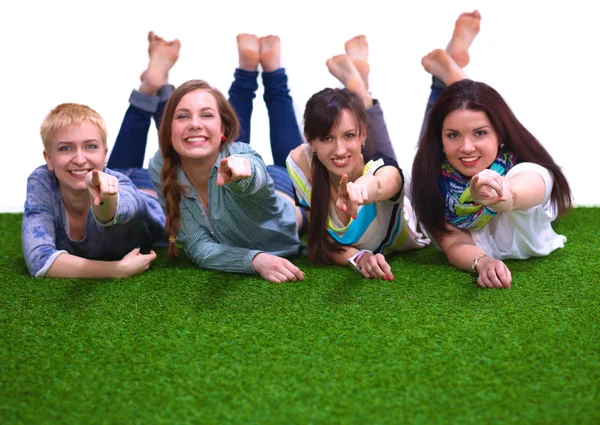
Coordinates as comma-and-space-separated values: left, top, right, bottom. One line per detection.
309, 108, 366, 180
441, 108, 500, 177
170, 89, 225, 162
43, 120, 107, 193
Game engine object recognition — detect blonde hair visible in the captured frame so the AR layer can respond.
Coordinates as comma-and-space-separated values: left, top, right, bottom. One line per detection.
40, 103, 107, 150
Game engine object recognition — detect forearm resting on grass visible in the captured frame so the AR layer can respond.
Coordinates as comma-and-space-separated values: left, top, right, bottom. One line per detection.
439, 226, 511, 288
326, 244, 393, 280
251, 252, 305, 283
327, 245, 359, 267
45, 248, 156, 279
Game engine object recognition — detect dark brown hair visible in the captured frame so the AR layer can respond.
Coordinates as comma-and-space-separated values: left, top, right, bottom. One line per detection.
303, 88, 369, 264
158, 80, 240, 258
411, 79, 572, 242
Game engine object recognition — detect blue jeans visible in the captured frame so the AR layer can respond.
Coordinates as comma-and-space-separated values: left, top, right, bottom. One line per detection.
228, 68, 306, 232
109, 68, 302, 173
228, 68, 303, 167
418, 76, 446, 142
107, 87, 172, 190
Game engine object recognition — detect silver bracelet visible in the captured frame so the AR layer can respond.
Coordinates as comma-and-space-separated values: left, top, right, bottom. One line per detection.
471, 253, 490, 272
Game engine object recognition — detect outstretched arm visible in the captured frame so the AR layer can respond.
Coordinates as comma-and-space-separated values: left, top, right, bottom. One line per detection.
215, 156, 252, 186
470, 169, 546, 213
336, 165, 402, 218
216, 149, 271, 196
86, 169, 119, 222
46, 249, 156, 279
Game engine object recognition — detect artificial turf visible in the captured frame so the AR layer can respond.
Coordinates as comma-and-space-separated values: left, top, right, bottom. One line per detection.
1, 208, 598, 424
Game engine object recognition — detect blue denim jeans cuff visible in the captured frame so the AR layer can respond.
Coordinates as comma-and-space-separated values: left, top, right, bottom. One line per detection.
261, 68, 287, 89
129, 90, 160, 114
157, 84, 174, 103
233, 68, 259, 90
431, 76, 446, 91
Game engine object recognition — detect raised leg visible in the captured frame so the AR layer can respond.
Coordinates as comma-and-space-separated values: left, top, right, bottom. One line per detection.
227, 34, 260, 145
260, 35, 303, 167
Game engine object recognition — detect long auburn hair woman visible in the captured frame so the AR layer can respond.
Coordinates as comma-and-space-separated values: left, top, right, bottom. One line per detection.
149, 79, 305, 283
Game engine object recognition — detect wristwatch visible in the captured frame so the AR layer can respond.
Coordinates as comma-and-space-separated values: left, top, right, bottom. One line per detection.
348, 249, 373, 273
471, 253, 490, 272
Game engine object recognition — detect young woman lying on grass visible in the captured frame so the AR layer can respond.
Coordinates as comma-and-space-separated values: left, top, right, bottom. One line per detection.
148, 34, 307, 284
286, 35, 430, 281
21, 31, 181, 278
411, 11, 573, 289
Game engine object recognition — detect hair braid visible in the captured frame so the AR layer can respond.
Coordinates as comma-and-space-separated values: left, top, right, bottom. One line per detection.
161, 153, 183, 258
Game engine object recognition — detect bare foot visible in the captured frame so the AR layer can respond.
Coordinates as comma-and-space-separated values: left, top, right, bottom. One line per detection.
259, 35, 281, 72
446, 10, 481, 68
326, 54, 372, 108
421, 49, 467, 86
140, 31, 181, 95
237, 34, 260, 71
345, 35, 370, 91
147, 31, 166, 56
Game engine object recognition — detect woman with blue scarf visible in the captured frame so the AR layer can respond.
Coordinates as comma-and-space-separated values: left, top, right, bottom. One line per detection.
411, 31, 573, 289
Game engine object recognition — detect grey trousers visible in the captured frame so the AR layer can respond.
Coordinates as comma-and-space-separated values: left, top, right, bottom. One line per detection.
366, 99, 396, 161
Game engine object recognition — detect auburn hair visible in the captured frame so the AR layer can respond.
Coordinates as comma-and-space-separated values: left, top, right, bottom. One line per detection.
157, 80, 239, 258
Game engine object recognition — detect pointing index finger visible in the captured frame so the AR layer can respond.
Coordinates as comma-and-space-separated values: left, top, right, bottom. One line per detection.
219, 157, 230, 169
338, 174, 349, 196
91, 169, 101, 186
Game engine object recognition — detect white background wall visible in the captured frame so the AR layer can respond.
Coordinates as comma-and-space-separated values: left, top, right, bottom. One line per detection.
1, 0, 598, 211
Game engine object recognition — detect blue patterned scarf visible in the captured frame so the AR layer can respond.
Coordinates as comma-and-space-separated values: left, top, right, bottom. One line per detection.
440, 151, 516, 230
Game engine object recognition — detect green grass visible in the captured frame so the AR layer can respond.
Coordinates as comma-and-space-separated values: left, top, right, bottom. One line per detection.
1, 208, 599, 424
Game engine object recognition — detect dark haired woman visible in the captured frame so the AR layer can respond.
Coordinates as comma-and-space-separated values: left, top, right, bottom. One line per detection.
411, 13, 572, 289
286, 35, 431, 280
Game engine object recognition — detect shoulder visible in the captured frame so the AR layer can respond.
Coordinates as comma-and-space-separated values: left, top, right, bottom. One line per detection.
228, 141, 257, 156
225, 142, 266, 169
24, 166, 60, 214
26, 165, 57, 194
508, 162, 552, 181
148, 149, 165, 171
287, 144, 312, 178
226, 143, 271, 182
508, 162, 553, 201
364, 155, 401, 176
28, 165, 54, 181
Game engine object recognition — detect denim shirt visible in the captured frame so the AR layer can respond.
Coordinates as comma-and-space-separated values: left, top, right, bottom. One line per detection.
148, 142, 302, 275
22, 165, 166, 277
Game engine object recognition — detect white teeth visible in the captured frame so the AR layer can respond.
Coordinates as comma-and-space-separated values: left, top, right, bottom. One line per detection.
333, 158, 349, 165
70, 170, 88, 175
461, 158, 477, 163
186, 136, 207, 142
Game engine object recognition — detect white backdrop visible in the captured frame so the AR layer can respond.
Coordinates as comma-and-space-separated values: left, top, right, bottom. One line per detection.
1, 0, 598, 211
